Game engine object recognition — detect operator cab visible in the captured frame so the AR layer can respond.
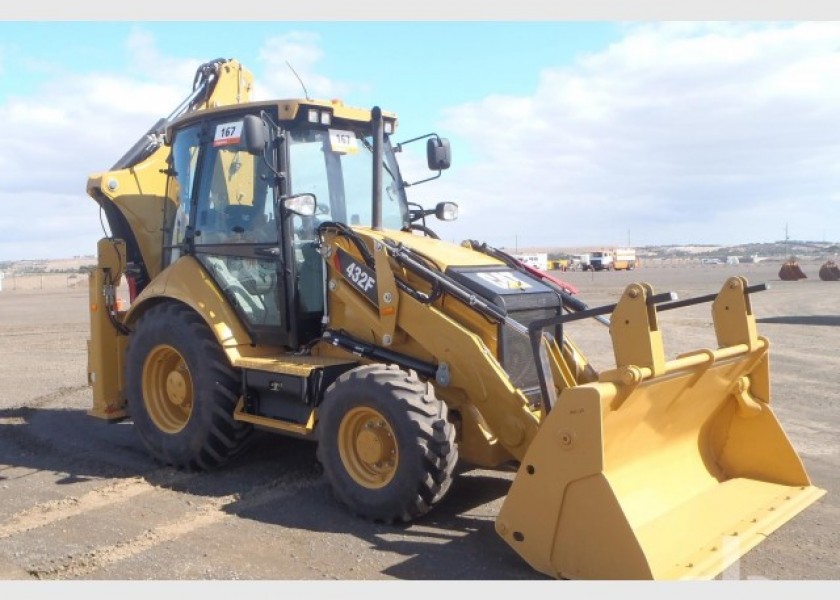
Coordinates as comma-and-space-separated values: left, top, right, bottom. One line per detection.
163, 100, 454, 349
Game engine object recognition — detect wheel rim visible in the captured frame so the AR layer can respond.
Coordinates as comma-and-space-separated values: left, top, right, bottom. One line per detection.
338, 407, 399, 489
142, 344, 194, 434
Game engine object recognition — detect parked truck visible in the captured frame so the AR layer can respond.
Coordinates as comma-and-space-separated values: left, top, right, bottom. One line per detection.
571, 253, 591, 271
613, 247, 638, 270
590, 248, 637, 271
589, 250, 614, 271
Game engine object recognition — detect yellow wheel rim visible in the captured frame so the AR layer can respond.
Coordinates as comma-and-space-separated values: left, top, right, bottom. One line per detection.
338, 407, 399, 489
142, 344, 194, 434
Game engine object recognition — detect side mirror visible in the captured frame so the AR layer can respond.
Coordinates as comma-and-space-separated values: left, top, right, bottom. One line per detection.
427, 137, 451, 171
282, 193, 317, 217
435, 201, 458, 221
240, 114, 268, 155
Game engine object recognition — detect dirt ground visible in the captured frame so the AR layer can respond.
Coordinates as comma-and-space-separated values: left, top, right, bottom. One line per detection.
0, 260, 837, 584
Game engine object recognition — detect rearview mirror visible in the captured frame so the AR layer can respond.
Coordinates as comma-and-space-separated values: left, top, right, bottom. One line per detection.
282, 193, 317, 217
427, 137, 451, 171
241, 114, 268, 155
435, 201, 458, 221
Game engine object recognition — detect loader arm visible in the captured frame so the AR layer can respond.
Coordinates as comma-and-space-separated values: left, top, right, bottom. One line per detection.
316, 228, 546, 464
316, 225, 825, 580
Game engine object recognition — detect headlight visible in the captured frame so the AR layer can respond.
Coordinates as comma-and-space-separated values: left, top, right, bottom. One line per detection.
307, 108, 332, 126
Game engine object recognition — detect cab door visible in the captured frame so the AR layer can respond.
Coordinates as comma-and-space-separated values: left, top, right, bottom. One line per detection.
172, 116, 291, 346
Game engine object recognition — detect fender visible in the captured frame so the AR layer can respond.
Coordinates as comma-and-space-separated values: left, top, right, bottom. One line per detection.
125, 256, 255, 357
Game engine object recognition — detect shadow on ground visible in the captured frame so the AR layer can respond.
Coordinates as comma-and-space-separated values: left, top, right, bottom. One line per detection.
0, 406, 538, 579
757, 315, 840, 326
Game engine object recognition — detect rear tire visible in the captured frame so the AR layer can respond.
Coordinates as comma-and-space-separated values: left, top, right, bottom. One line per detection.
316, 364, 458, 523
125, 302, 253, 471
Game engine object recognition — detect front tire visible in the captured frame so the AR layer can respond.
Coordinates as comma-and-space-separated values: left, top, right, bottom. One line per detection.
316, 364, 458, 523
125, 302, 253, 471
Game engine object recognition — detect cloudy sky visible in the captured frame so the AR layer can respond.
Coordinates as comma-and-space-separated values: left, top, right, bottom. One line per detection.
2, 10, 840, 260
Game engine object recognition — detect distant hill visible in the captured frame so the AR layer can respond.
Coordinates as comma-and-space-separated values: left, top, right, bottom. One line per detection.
510, 241, 840, 262
2, 240, 838, 276
0, 256, 96, 275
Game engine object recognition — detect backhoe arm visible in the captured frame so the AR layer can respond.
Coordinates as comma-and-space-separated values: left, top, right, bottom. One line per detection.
86, 58, 254, 288
86, 59, 254, 421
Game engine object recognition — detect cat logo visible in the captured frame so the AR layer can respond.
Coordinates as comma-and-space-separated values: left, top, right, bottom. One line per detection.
476, 271, 532, 290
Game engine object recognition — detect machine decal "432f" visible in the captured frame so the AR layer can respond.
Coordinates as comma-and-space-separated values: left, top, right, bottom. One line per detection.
336, 247, 379, 306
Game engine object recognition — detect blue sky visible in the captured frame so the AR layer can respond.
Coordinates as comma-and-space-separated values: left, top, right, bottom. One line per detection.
2, 14, 840, 260
0, 22, 617, 145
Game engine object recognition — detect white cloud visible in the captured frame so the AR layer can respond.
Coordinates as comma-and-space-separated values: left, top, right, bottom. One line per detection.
0, 72, 186, 199
0, 28, 361, 261
3, 22, 840, 262
254, 31, 359, 101
0, 30, 247, 260
430, 22, 840, 249
0, 190, 103, 259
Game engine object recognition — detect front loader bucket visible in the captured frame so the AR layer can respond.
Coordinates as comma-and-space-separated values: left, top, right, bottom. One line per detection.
496, 277, 825, 580
818, 261, 840, 281
779, 261, 807, 280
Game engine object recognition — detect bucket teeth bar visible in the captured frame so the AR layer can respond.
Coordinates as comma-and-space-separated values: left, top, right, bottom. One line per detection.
528, 277, 767, 414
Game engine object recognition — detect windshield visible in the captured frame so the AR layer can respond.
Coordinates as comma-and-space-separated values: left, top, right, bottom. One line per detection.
286, 127, 407, 230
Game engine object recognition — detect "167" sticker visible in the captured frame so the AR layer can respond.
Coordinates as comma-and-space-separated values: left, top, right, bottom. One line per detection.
329, 129, 359, 155
213, 121, 243, 147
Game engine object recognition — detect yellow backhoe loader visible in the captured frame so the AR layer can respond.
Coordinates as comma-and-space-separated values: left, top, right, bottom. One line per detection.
85, 58, 825, 580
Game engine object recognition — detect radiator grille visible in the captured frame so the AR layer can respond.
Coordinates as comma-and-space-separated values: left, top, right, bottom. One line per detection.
443, 265, 563, 406
501, 307, 559, 405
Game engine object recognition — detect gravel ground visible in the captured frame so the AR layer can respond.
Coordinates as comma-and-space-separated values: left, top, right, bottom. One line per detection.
0, 261, 836, 586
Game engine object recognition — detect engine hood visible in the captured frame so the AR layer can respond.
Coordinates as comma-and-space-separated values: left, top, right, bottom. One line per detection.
359, 228, 505, 271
